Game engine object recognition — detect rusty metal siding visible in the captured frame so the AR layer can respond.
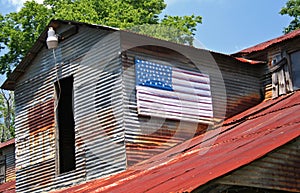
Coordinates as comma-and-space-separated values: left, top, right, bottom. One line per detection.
121, 49, 210, 166
49, 90, 300, 193
12, 21, 265, 192
14, 44, 57, 192
218, 137, 300, 192
120, 32, 264, 166
72, 28, 126, 181
210, 53, 264, 118
14, 24, 125, 193
2, 145, 15, 182
0, 144, 16, 183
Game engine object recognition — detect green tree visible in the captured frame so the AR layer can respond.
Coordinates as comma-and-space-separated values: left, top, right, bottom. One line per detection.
130, 14, 202, 45
0, 90, 14, 142
0, 0, 202, 75
0, 1, 52, 74
280, 0, 300, 34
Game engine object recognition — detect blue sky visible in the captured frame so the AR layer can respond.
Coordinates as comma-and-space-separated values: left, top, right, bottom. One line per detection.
0, 0, 292, 54
163, 0, 291, 53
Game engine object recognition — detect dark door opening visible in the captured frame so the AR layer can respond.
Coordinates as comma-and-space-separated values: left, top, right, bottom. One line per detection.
55, 76, 75, 174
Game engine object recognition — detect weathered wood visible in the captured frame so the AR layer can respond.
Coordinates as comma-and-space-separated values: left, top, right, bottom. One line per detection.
277, 68, 286, 95
272, 73, 278, 98
0, 155, 5, 183
284, 64, 293, 92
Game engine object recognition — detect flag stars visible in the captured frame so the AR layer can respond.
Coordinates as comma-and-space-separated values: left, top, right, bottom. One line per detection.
135, 59, 173, 91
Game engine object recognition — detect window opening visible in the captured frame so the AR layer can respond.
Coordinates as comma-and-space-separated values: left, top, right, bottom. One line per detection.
271, 53, 282, 66
55, 76, 75, 174
291, 50, 300, 90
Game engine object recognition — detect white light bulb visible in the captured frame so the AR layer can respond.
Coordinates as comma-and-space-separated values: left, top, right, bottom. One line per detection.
46, 27, 58, 49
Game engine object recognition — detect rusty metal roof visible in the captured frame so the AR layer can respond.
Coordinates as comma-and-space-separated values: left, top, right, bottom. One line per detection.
51, 90, 300, 193
234, 29, 300, 55
0, 139, 15, 149
0, 180, 15, 193
234, 57, 265, 65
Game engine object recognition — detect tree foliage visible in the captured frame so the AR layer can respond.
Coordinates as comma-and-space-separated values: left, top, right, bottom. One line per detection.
0, 0, 202, 75
280, 0, 300, 34
130, 15, 202, 45
0, 90, 14, 142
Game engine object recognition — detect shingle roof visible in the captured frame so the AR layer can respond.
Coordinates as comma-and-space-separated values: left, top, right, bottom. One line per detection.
52, 90, 300, 193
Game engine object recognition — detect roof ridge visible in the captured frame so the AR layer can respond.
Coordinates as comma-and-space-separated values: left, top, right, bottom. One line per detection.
233, 28, 300, 55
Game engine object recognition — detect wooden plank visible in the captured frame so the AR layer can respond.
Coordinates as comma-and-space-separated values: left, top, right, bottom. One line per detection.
272, 73, 278, 98
278, 69, 287, 96
0, 155, 6, 183
284, 64, 293, 92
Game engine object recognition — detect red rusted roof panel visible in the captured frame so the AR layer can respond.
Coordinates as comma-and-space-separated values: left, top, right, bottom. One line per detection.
0, 180, 15, 193
52, 91, 300, 193
235, 57, 265, 65
0, 139, 15, 149
236, 29, 300, 54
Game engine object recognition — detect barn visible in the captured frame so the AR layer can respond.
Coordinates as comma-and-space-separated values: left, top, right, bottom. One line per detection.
1, 20, 299, 193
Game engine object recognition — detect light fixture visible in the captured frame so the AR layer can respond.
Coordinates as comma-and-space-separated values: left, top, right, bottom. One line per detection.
46, 27, 58, 49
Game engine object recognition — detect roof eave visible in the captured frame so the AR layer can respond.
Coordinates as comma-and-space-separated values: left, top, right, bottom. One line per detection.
1, 19, 120, 90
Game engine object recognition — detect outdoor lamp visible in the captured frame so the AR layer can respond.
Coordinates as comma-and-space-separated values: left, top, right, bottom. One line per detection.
46, 27, 58, 49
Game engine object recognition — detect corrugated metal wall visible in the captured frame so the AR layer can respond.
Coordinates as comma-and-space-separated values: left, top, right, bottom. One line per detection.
12, 22, 265, 192
211, 53, 264, 118
14, 24, 126, 193
1, 145, 15, 182
217, 137, 300, 192
120, 32, 264, 166
122, 50, 209, 166
15, 42, 57, 192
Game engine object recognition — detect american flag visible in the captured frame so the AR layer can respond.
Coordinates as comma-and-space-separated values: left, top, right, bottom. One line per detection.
135, 58, 213, 124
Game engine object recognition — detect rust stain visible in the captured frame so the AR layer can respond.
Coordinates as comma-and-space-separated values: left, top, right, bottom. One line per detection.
28, 99, 55, 136
126, 120, 208, 166
98, 110, 118, 139
227, 93, 261, 117
0, 180, 15, 193
51, 91, 300, 193
237, 28, 300, 55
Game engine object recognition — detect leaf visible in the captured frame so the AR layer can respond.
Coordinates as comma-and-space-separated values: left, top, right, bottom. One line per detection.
280, 0, 300, 34
0, 0, 202, 74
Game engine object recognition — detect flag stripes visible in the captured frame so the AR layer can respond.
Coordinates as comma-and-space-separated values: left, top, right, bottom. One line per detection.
135, 59, 213, 123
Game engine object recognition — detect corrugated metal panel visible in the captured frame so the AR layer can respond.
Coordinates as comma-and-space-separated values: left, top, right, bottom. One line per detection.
120, 32, 264, 166
50, 90, 300, 193
121, 50, 211, 166
211, 52, 264, 118
0, 139, 15, 149
121, 32, 264, 119
72, 28, 126, 181
120, 33, 227, 120
217, 137, 300, 192
0, 180, 15, 193
1, 19, 119, 91
2, 145, 15, 182
0, 139, 15, 183
0, 155, 5, 183
14, 53, 57, 193
234, 28, 300, 56
8, 20, 270, 192
13, 23, 126, 193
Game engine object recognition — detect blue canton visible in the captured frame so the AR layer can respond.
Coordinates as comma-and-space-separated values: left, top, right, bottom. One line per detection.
135, 59, 173, 91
